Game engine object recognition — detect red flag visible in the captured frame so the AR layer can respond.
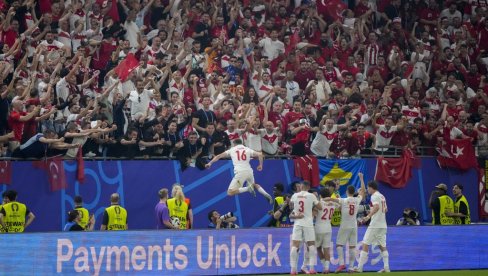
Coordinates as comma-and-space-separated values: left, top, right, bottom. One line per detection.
114, 53, 139, 81
77, 146, 85, 183
47, 157, 67, 191
32, 157, 67, 191
375, 149, 419, 188
294, 155, 320, 187
316, 0, 347, 21
0, 160, 12, 185
437, 139, 478, 171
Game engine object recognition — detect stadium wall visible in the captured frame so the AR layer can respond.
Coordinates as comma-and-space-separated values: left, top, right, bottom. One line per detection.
1, 226, 487, 275
0, 158, 480, 232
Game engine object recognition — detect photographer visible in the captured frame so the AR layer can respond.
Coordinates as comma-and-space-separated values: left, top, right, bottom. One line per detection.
208, 210, 239, 229
396, 208, 420, 225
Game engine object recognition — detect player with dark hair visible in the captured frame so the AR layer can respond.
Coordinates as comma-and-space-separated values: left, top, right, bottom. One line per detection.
206, 138, 272, 203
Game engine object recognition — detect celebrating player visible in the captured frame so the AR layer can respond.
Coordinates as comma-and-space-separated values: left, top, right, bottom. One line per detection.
355, 180, 390, 273
315, 188, 338, 274
326, 173, 366, 273
206, 139, 273, 203
289, 181, 322, 275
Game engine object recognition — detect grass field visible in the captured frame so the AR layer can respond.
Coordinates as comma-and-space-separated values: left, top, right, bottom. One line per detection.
258, 270, 488, 276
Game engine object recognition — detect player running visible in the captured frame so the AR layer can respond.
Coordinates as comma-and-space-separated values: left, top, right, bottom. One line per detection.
355, 180, 390, 273
206, 139, 273, 204
289, 181, 322, 275
326, 173, 366, 273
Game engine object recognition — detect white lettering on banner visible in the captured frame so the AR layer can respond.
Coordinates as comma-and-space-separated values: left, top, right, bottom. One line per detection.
216, 243, 230, 268
56, 234, 281, 274
163, 239, 174, 270
57, 239, 73, 273
252, 243, 266, 267
147, 246, 163, 270
106, 246, 130, 271
131, 246, 146, 271
197, 234, 282, 269
197, 236, 213, 269
237, 243, 251, 267
74, 246, 89, 272
174, 245, 188, 270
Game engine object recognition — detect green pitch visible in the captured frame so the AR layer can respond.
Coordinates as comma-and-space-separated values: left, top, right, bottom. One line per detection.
258, 270, 488, 276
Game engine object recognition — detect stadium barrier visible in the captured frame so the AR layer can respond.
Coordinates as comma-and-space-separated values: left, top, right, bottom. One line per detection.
0, 158, 481, 231
0, 226, 487, 275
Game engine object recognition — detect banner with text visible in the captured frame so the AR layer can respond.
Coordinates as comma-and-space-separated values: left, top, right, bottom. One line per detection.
0, 226, 487, 275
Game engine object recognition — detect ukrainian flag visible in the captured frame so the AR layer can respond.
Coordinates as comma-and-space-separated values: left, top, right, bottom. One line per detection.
319, 160, 366, 197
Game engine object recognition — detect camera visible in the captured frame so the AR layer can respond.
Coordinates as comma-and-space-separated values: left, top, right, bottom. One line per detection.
403, 210, 418, 220
219, 212, 234, 220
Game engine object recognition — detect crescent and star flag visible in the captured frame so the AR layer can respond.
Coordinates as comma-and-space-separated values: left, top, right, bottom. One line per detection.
114, 53, 139, 82
375, 149, 420, 188
33, 157, 67, 191
437, 138, 478, 171
319, 159, 366, 196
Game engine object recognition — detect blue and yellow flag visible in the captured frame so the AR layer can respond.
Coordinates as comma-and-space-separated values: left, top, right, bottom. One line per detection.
319, 160, 366, 197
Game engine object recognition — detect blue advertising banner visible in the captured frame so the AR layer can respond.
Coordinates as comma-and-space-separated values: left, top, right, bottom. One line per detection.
318, 160, 366, 196
0, 158, 480, 231
0, 226, 487, 275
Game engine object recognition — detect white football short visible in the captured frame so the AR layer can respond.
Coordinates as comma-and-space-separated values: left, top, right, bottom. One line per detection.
362, 228, 387, 247
336, 227, 358, 246
228, 170, 254, 190
315, 231, 332, 248
292, 225, 315, 242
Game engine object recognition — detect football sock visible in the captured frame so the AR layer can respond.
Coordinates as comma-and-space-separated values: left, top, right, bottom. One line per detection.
302, 246, 310, 269
337, 246, 344, 266
349, 248, 356, 269
308, 245, 317, 270
324, 260, 330, 271
381, 250, 389, 270
257, 186, 271, 198
290, 246, 299, 271
358, 251, 368, 271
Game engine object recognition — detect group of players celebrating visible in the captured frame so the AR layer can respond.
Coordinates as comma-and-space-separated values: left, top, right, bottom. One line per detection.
206, 139, 389, 274
289, 174, 390, 274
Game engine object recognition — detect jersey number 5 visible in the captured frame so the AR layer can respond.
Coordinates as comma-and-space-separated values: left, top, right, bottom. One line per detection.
236, 150, 247, 161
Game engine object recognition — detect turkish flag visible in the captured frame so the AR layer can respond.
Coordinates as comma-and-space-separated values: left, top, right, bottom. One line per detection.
316, 0, 347, 21
294, 155, 320, 187
114, 53, 139, 82
0, 161, 12, 185
437, 139, 478, 171
77, 146, 85, 183
375, 149, 419, 188
33, 157, 67, 191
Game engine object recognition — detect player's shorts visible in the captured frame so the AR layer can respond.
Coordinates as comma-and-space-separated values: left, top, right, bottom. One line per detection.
336, 227, 358, 246
292, 225, 315, 242
228, 170, 254, 190
362, 228, 387, 247
315, 231, 332, 248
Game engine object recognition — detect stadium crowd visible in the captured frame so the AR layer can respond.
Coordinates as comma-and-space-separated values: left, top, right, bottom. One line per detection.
0, 0, 487, 164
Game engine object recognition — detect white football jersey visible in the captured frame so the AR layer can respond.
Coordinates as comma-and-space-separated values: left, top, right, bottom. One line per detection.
291, 191, 319, 227
315, 200, 337, 233
369, 191, 387, 228
339, 196, 362, 229
226, 145, 255, 174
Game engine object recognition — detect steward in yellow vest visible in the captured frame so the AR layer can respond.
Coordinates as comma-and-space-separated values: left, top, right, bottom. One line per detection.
74, 195, 95, 230
0, 190, 36, 233
430, 184, 454, 225
167, 197, 189, 229
101, 193, 127, 231
447, 184, 471, 224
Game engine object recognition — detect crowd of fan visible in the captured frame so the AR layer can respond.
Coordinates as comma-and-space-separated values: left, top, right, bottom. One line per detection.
0, 0, 487, 166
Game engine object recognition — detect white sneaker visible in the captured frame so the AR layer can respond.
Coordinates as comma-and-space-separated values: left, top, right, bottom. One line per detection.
84, 152, 96, 157
378, 268, 390, 273
247, 184, 256, 197
351, 267, 363, 273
